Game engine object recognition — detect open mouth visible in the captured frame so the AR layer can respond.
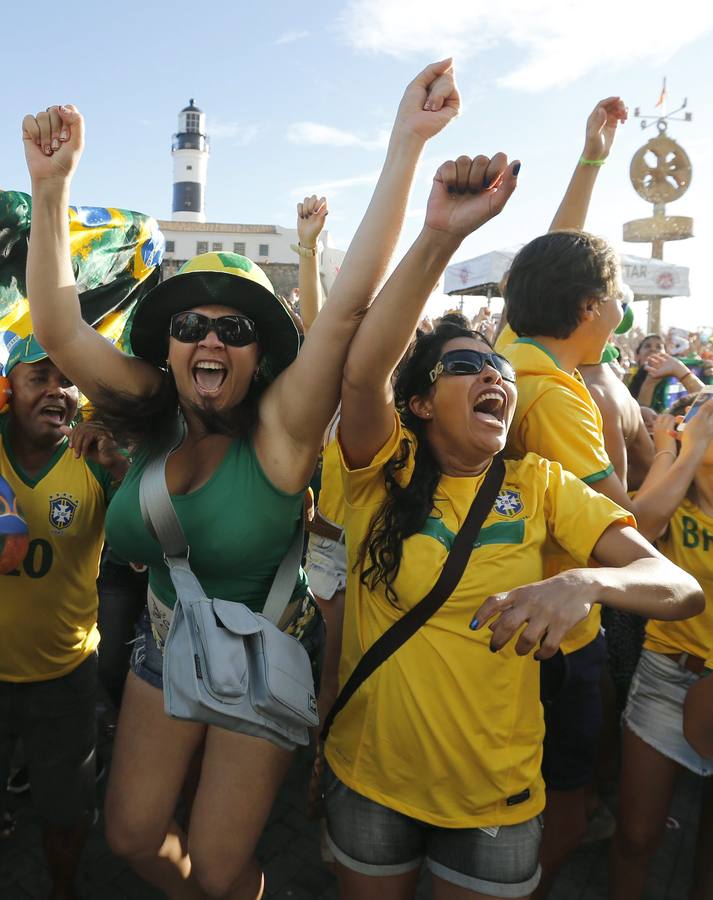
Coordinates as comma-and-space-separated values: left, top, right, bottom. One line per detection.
193, 361, 227, 394
39, 404, 66, 426
472, 391, 506, 426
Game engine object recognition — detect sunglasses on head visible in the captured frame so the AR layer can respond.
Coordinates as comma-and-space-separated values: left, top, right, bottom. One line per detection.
169, 312, 258, 347
429, 349, 516, 385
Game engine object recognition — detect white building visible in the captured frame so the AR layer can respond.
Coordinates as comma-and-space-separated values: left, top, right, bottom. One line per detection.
164, 101, 345, 299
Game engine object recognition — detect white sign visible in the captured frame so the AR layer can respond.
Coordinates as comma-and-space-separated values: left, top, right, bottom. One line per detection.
445, 250, 690, 299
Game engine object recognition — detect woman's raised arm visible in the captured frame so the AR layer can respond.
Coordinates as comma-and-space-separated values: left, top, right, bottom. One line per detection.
23, 104, 161, 401
340, 154, 520, 469
258, 61, 460, 469
548, 96, 627, 232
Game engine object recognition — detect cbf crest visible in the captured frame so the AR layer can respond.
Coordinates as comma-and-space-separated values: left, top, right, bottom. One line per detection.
49, 492, 79, 532
494, 489, 523, 518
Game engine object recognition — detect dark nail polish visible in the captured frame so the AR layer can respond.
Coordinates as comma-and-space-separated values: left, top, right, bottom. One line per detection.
469, 618, 479, 630
489, 643, 497, 653
483, 174, 492, 189
512, 162, 521, 176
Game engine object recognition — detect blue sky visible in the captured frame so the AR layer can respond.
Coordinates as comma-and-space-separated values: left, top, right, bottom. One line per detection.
2, 0, 712, 331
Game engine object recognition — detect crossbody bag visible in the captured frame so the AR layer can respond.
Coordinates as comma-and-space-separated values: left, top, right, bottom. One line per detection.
139, 425, 319, 750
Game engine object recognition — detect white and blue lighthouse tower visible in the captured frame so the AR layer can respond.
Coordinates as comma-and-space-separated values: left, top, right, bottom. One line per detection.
171, 99, 210, 222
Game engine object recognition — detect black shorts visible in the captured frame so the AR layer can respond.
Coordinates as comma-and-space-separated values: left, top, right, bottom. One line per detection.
541, 633, 607, 792
0, 654, 97, 825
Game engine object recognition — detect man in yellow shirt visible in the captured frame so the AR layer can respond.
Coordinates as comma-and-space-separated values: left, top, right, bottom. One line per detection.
496, 228, 713, 895
0, 334, 125, 899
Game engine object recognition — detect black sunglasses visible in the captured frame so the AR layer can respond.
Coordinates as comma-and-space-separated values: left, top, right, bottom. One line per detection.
429, 349, 516, 384
169, 312, 258, 347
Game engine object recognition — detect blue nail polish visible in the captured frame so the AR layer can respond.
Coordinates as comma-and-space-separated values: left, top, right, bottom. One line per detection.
469, 618, 479, 630
512, 162, 521, 176
483, 175, 492, 189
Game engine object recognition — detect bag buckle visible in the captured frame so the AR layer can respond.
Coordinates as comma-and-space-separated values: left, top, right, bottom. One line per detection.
164, 545, 190, 564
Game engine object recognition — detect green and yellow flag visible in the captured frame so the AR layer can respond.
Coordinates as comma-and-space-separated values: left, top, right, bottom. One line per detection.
0, 190, 163, 357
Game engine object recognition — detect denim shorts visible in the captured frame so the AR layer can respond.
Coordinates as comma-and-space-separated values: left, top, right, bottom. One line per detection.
304, 533, 347, 600
324, 765, 542, 897
130, 595, 326, 698
623, 649, 713, 776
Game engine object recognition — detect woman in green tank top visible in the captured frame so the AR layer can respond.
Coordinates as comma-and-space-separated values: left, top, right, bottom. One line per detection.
22, 61, 461, 900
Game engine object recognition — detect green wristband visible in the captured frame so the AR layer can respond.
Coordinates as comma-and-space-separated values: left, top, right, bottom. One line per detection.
579, 155, 606, 167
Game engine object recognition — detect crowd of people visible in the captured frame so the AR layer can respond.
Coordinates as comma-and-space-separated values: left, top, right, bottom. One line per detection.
0, 60, 711, 900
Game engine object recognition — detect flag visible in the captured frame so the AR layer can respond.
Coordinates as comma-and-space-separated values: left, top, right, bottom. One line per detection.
0, 190, 164, 357
655, 77, 667, 109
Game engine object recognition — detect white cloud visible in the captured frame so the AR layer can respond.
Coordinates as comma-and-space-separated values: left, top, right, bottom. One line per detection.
337, 0, 713, 92
274, 30, 310, 45
291, 169, 381, 198
287, 121, 389, 150
209, 121, 261, 146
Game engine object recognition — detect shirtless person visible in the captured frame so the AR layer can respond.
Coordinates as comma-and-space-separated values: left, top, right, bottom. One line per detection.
581, 317, 654, 492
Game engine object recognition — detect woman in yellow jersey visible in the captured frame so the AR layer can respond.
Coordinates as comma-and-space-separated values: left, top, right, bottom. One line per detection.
611, 407, 713, 900
324, 154, 703, 900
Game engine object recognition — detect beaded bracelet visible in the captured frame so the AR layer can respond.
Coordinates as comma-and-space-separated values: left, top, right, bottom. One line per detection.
579, 156, 607, 167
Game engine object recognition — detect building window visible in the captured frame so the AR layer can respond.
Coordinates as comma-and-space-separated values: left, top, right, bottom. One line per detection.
212, 242, 223, 251
186, 165, 193, 171
197, 241, 208, 254
165, 240, 175, 253
186, 112, 200, 132
234, 242, 246, 255
259, 243, 269, 258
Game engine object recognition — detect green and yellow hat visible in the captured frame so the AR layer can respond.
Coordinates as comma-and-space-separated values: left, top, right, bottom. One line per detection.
4, 333, 48, 375
129, 252, 300, 380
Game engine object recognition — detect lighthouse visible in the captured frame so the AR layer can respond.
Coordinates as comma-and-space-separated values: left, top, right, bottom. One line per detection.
171, 99, 210, 222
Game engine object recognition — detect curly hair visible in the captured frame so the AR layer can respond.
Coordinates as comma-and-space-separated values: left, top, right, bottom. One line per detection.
359, 322, 492, 606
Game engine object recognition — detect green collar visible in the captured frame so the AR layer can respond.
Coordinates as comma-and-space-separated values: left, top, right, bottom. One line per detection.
513, 337, 563, 370
3, 419, 69, 488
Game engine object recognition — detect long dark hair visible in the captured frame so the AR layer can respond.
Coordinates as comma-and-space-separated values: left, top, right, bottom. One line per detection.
90, 369, 265, 451
359, 322, 490, 606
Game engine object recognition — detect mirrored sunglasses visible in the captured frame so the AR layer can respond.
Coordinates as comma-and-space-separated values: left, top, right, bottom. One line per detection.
429, 349, 516, 384
169, 312, 258, 347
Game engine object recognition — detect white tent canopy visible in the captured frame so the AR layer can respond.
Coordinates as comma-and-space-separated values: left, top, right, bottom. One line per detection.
444, 249, 690, 299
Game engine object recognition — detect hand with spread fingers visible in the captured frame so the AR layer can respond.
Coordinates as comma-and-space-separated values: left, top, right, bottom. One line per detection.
583, 95, 628, 162
22, 104, 84, 184
297, 195, 328, 249
472, 570, 598, 660
394, 58, 460, 142
424, 154, 520, 241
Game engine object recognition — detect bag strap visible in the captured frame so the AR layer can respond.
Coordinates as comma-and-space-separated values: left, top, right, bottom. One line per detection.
138, 419, 305, 626
321, 454, 505, 742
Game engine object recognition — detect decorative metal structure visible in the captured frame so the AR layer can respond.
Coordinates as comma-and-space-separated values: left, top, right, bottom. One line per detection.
623, 96, 693, 332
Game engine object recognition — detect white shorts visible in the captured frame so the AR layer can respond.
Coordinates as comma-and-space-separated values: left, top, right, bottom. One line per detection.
305, 533, 347, 601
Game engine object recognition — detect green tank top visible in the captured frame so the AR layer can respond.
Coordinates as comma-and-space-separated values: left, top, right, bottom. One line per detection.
105, 437, 308, 612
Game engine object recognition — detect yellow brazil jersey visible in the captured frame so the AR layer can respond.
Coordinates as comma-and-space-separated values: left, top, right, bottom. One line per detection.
645, 499, 713, 660
495, 324, 615, 654
317, 438, 345, 529
0, 416, 114, 681
325, 415, 632, 829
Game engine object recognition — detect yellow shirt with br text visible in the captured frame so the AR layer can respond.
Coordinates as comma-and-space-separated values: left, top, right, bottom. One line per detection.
325, 415, 632, 828
645, 499, 713, 660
